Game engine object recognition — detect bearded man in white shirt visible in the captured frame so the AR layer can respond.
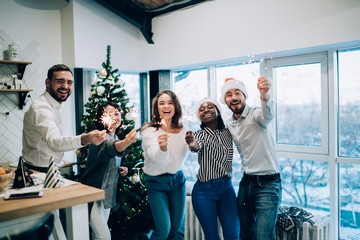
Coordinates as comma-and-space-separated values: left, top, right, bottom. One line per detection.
220, 76, 282, 240
22, 64, 106, 172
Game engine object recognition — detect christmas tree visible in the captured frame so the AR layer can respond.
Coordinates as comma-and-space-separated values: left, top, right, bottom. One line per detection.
76, 45, 154, 239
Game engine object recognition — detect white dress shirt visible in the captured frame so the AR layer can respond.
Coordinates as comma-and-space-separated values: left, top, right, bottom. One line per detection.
22, 91, 82, 167
226, 99, 280, 175
141, 126, 188, 176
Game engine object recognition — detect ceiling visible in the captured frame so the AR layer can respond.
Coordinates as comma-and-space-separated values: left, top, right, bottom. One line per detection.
94, 0, 212, 44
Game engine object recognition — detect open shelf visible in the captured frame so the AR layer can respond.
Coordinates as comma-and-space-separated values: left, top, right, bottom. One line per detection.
0, 89, 33, 109
0, 60, 32, 79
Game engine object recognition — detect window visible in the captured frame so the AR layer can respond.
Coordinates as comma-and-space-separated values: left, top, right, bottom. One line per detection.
121, 73, 141, 128
338, 49, 360, 158
338, 48, 360, 239
170, 44, 360, 239
279, 158, 330, 215
339, 163, 360, 239
174, 68, 208, 182
266, 53, 328, 154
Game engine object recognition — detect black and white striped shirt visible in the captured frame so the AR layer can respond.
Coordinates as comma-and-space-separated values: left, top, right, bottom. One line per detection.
192, 127, 234, 182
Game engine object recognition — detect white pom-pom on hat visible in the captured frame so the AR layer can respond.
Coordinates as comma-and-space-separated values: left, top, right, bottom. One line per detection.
220, 78, 248, 104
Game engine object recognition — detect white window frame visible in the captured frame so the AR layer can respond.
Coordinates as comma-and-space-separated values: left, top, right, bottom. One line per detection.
265, 53, 329, 155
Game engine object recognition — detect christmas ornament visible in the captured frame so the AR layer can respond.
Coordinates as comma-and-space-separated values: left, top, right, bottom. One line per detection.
131, 173, 140, 183
97, 86, 105, 95
99, 68, 107, 78
12, 157, 34, 188
131, 162, 144, 186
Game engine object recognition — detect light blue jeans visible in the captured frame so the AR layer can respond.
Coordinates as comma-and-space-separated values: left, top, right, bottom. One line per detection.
191, 176, 240, 240
238, 173, 282, 240
145, 170, 186, 240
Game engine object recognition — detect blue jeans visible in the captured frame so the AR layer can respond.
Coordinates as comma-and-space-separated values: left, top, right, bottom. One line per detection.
192, 177, 240, 240
238, 173, 282, 240
146, 171, 186, 240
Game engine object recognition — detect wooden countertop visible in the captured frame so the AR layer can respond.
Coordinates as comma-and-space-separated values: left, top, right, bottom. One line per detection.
0, 183, 105, 222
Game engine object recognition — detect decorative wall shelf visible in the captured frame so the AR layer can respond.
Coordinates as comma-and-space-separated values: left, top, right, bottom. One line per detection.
0, 89, 33, 109
0, 60, 33, 109
0, 60, 32, 79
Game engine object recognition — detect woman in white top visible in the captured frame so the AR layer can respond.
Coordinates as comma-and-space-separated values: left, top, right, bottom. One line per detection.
141, 90, 188, 240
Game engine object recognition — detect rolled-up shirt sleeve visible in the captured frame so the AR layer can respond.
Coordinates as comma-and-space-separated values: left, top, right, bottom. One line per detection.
255, 98, 275, 128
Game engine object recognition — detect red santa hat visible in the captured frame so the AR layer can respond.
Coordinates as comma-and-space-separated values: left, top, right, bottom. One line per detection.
220, 78, 248, 104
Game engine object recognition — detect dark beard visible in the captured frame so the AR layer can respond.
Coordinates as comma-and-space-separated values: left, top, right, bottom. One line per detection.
231, 104, 245, 115
48, 87, 70, 102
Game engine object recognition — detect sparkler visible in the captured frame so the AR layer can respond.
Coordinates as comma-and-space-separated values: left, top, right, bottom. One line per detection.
100, 110, 117, 131
154, 116, 167, 127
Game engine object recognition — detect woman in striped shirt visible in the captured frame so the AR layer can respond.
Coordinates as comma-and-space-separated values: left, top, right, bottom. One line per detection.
185, 97, 240, 240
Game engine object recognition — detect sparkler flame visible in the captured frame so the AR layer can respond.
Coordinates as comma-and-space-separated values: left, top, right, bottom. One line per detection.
100, 108, 122, 131
154, 116, 167, 127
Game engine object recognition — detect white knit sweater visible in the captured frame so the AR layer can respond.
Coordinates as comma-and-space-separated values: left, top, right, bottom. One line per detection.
141, 126, 188, 176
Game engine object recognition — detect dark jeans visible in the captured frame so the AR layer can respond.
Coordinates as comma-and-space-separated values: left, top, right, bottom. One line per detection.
145, 171, 186, 240
192, 176, 240, 240
238, 173, 282, 240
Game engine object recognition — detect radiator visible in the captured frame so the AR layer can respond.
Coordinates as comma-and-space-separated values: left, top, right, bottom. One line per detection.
185, 196, 330, 240
302, 216, 331, 240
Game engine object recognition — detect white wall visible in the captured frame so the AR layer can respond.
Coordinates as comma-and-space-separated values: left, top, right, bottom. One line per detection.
0, 0, 64, 164
71, 0, 142, 71
140, 0, 360, 70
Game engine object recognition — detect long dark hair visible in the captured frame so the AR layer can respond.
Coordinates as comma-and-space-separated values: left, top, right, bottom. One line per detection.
95, 102, 123, 135
141, 90, 183, 131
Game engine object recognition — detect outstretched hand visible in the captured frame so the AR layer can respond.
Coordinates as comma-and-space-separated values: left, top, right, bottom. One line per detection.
185, 131, 199, 150
185, 131, 195, 145
124, 129, 137, 145
81, 129, 107, 146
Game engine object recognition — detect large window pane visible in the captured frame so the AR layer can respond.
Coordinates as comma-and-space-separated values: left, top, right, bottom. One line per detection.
121, 73, 141, 128
339, 163, 360, 239
338, 49, 360, 158
279, 158, 330, 216
174, 68, 208, 181
275, 64, 322, 146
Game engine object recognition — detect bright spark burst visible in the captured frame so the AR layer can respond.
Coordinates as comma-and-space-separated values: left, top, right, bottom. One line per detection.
100, 108, 122, 131
154, 116, 167, 127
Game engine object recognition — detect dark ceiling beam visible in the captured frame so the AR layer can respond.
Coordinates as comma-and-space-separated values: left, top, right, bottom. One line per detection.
94, 0, 154, 44
149, 0, 210, 17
